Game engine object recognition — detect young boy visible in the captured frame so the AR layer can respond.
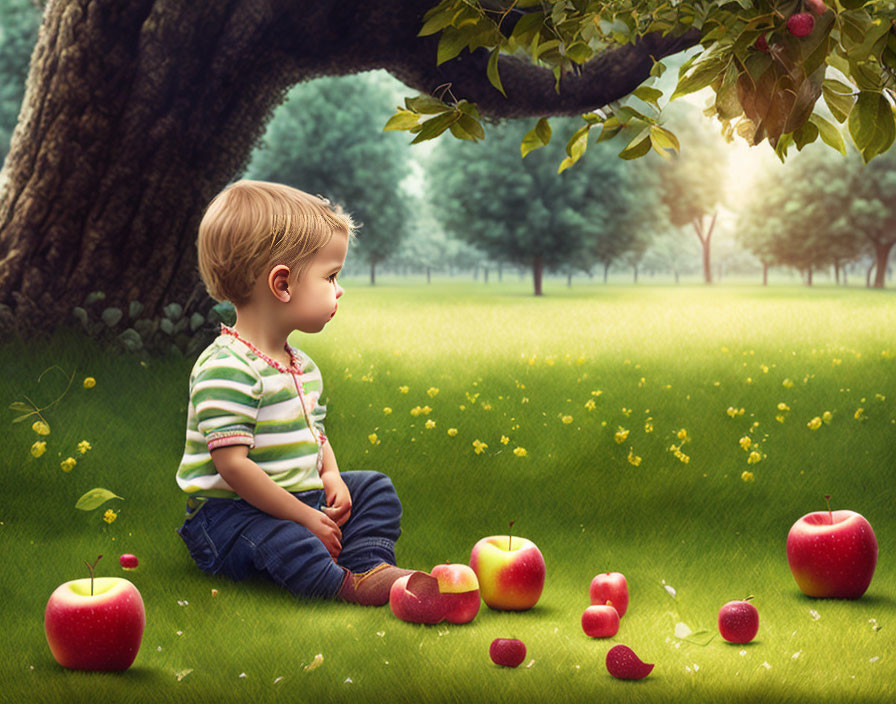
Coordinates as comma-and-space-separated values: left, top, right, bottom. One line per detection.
175, 179, 425, 605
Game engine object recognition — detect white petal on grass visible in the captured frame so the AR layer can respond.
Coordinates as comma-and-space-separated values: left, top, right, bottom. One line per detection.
792, 650, 803, 660
376, 631, 385, 637
344, 677, 353, 684
762, 662, 772, 670
869, 656, 880, 663
809, 610, 820, 621
274, 677, 284, 684
740, 650, 747, 656
239, 673, 246, 678
674, 622, 693, 639
662, 580, 677, 598
525, 660, 536, 669
176, 669, 193, 681
304, 653, 324, 672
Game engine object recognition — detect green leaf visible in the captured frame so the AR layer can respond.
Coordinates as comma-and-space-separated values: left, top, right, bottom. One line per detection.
849, 91, 896, 163
633, 86, 664, 110
449, 114, 485, 141
521, 117, 552, 158
566, 42, 592, 64
649, 125, 681, 158
487, 48, 507, 98
671, 42, 733, 101
9, 401, 32, 414
417, 7, 455, 37
809, 113, 846, 154
75, 488, 124, 511
405, 95, 449, 115
822, 79, 856, 123
650, 59, 667, 78
436, 27, 471, 66
619, 127, 652, 160
410, 112, 460, 144
384, 110, 421, 132
793, 120, 819, 150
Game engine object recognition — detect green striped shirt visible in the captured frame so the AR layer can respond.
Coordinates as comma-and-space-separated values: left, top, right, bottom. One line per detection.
176, 327, 326, 502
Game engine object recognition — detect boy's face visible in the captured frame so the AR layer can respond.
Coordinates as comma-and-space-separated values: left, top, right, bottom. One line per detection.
285, 232, 347, 333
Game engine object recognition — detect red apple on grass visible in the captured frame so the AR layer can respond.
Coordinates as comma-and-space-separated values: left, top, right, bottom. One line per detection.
119, 553, 139, 570
489, 638, 526, 668
470, 523, 545, 611
582, 605, 620, 638
718, 597, 759, 643
389, 572, 449, 624
44, 555, 145, 671
430, 563, 481, 624
589, 571, 629, 617
786, 497, 877, 599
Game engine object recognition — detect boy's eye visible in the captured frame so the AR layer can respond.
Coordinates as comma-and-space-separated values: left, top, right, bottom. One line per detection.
328, 273, 339, 282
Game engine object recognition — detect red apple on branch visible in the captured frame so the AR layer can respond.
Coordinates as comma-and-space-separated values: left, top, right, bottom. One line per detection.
470, 522, 545, 611
786, 496, 877, 599
44, 555, 145, 671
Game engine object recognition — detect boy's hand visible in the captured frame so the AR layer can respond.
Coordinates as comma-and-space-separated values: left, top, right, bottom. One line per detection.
306, 511, 342, 559
320, 473, 352, 527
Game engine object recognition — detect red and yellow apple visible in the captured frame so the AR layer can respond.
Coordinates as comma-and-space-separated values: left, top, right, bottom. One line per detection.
389, 572, 448, 624
45, 577, 145, 671
470, 535, 545, 611
430, 563, 481, 624
589, 571, 629, 617
786, 508, 877, 599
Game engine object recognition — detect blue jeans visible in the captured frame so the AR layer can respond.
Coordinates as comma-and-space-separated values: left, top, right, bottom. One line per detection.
176, 470, 402, 599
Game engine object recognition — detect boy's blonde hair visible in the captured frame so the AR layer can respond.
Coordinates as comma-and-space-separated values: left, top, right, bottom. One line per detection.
197, 179, 358, 306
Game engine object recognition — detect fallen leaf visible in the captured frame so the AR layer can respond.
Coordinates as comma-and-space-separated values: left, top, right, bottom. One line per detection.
175, 669, 193, 681
304, 653, 324, 672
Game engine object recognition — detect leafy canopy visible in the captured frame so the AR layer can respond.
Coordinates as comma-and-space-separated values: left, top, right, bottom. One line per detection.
385, 0, 896, 167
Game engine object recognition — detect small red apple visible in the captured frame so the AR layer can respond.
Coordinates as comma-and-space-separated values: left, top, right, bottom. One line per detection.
589, 571, 628, 617
120, 553, 139, 570
787, 12, 814, 37
718, 598, 759, 643
430, 563, 481, 624
606, 644, 654, 680
805, 0, 828, 15
755, 34, 769, 53
786, 498, 877, 599
489, 638, 526, 668
389, 572, 448, 624
581, 605, 619, 638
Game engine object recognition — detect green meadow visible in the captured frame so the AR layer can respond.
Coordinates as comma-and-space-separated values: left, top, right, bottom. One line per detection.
1, 280, 894, 703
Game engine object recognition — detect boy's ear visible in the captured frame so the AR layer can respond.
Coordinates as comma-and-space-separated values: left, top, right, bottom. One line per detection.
268, 265, 292, 302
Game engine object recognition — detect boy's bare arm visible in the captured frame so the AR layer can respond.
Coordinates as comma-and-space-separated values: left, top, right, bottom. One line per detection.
210, 445, 343, 557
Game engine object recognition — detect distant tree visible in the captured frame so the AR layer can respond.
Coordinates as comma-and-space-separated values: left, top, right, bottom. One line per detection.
246, 72, 411, 285
847, 150, 896, 289
642, 229, 701, 283
655, 105, 730, 284
0, 0, 41, 158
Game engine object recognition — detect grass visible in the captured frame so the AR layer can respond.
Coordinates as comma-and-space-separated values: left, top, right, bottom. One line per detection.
1, 280, 894, 703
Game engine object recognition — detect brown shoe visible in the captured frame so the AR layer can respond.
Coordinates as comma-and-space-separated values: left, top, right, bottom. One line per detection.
337, 563, 425, 606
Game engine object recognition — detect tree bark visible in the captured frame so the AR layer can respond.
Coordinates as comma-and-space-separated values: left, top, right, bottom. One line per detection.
370, 259, 376, 286
873, 241, 893, 289
533, 255, 543, 296
0, 0, 700, 338
762, 261, 768, 286
693, 211, 716, 285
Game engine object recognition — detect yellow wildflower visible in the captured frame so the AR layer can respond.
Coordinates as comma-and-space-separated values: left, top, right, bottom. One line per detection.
777, 402, 790, 412
760, 364, 769, 373
614, 427, 629, 444
776, 415, 786, 423
627, 447, 642, 466
747, 451, 762, 464
782, 378, 794, 389
32, 420, 50, 436
854, 408, 866, 421
521, 397, 529, 404
425, 419, 436, 429
875, 393, 885, 402
638, 377, 647, 388
822, 411, 832, 424
739, 436, 752, 450
562, 415, 573, 424
741, 471, 755, 482
399, 386, 409, 394
500, 435, 510, 445
447, 428, 458, 437
383, 407, 392, 415
60, 457, 76, 472
675, 449, 690, 464
513, 447, 527, 457
807, 417, 822, 430
77, 440, 92, 454
103, 509, 117, 524
726, 407, 745, 418
482, 403, 492, 411
83, 377, 96, 389
591, 390, 603, 397
368, 433, 379, 445
545, 356, 556, 366
31, 441, 47, 458
832, 358, 842, 366
427, 387, 439, 398
472, 439, 488, 455
585, 399, 596, 411
621, 408, 632, 417
644, 419, 654, 433
677, 428, 689, 442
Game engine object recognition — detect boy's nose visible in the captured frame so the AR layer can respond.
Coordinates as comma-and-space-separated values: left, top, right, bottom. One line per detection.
335, 283, 344, 299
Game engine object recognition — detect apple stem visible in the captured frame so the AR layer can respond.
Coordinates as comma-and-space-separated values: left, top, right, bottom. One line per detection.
744, 595, 754, 602
508, 521, 515, 551
85, 554, 102, 596
824, 494, 833, 524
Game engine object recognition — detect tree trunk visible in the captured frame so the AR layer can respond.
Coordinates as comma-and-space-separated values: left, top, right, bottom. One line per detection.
866, 261, 874, 288
603, 261, 609, 283
674, 269, 679, 284
693, 212, 716, 285
567, 272, 572, 287
632, 265, 638, 283
370, 260, 376, 286
833, 260, 840, 285
762, 262, 768, 286
484, 267, 489, 284
426, 266, 431, 284
843, 264, 848, 286
872, 241, 894, 289
806, 265, 813, 286
498, 262, 502, 282
533, 256, 543, 296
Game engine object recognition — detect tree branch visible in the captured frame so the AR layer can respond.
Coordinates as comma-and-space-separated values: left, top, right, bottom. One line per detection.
377, 4, 701, 119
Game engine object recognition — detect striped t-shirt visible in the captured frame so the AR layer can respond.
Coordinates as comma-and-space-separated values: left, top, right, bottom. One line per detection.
176, 325, 327, 504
